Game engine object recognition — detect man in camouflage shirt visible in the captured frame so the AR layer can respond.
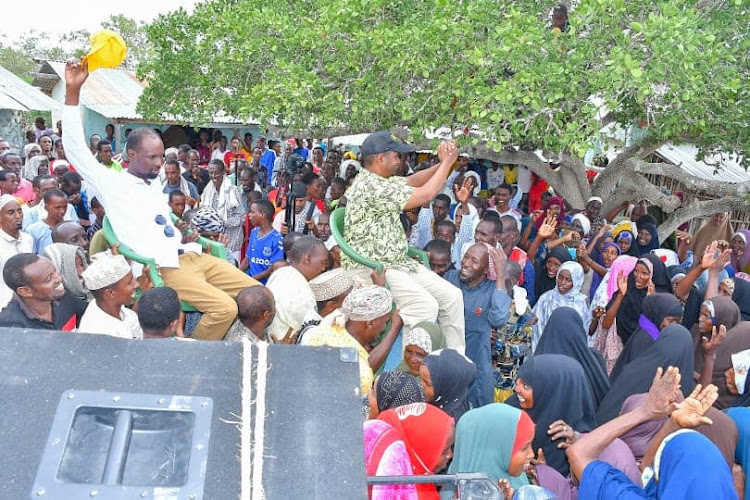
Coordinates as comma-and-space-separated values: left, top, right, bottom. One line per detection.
341, 131, 466, 353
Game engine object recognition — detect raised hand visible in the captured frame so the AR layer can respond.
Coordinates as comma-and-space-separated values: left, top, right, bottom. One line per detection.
488, 245, 508, 280
438, 140, 459, 164
537, 214, 558, 239
701, 325, 727, 356
617, 269, 628, 296
670, 384, 719, 428
371, 267, 387, 287
645, 366, 681, 417
454, 177, 473, 204
701, 241, 720, 270
647, 280, 656, 296
64, 58, 89, 90
530, 448, 546, 466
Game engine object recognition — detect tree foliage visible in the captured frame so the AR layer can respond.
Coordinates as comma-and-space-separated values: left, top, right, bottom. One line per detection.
139, 0, 749, 232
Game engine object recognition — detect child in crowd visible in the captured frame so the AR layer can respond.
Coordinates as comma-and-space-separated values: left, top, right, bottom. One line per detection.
241, 200, 284, 284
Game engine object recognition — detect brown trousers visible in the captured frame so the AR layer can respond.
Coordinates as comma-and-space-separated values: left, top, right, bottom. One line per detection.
161, 253, 259, 340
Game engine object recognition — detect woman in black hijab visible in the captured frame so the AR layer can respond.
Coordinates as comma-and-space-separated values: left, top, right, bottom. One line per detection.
732, 278, 750, 321
668, 265, 702, 330
534, 307, 610, 408
420, 349, 476, 422
641, 253, 673, 294
603, 258, 653, 346
596, 324, 695, 424
508, 354, 596, 476
533, 245, 571, 299
609, 293, 684, 380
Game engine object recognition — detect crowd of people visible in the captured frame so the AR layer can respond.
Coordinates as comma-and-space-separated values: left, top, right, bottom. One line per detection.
0, 60, 749, 499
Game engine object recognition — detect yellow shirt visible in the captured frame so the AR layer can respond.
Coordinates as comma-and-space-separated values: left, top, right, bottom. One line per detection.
302, 317, 373, 395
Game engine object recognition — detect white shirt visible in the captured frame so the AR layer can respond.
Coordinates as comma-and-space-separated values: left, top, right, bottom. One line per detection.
516, 166, 532, 193
0, 229, 33, 308
265, 265, 320, 342
78, 300, 143, 339
486, 167, 505, 191
64, 105, 197, 268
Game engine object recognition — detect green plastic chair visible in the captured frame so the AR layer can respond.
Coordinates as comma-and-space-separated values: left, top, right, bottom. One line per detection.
329, 207, 429, 272
101, 215, 228, 312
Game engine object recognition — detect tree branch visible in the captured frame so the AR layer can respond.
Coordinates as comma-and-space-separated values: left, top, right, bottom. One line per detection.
658, 197, 750, 239
591, 138, 665, 197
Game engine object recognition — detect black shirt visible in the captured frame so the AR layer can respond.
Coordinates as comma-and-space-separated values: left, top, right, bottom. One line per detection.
0, 291, 87, 331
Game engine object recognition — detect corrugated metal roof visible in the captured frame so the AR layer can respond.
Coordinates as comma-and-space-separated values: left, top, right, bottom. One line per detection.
0, 64, 61, 112
36, 61, 254, 125
656, 143, 748, 184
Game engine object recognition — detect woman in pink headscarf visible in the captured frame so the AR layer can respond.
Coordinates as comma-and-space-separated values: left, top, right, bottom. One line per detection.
589, 255, 638, 373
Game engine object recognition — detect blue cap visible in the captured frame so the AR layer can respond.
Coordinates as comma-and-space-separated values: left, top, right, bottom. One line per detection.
359, 131, 415, 157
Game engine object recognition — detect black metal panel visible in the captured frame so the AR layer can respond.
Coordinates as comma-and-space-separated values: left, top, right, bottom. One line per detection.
0, 328, 367, 499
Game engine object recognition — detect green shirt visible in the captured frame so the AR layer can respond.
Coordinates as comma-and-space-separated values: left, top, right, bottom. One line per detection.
102, 159, 123, 172
341, 168, 416, 272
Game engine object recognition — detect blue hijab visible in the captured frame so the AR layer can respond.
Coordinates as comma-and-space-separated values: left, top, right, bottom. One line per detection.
578, 431, 737, 499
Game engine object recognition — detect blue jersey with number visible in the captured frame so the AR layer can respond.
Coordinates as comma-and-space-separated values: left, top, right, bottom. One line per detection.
247, 227, 284, 283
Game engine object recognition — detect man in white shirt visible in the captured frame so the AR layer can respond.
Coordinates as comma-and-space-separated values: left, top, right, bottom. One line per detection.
22, 175, 79, 230
79, 252, 143, 339
63, 59, 259, 340
0, 195, 33, 308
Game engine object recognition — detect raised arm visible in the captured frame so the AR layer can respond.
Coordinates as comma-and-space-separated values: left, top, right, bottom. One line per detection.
404, 142, 458, 209
63, 60, 115, 192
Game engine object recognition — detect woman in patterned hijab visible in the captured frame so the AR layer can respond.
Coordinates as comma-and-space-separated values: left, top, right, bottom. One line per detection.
368, 371, 425, 418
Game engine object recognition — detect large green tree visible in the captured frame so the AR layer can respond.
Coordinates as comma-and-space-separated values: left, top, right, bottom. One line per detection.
139, 0, 749, 236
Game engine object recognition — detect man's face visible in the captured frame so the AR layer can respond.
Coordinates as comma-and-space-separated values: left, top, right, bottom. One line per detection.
129, 136, 164, 180
330, 182, 344, 201
99, 144, 113, 163
308, 178, 321, 199
474, 221, 498, 246
89, 134, 101, 149
231, 138, 241, 151
177, 150, 188, 163
208, 164, 224, 187
39, 136, 52, 153
187, 152, 200, 169
436, 225, 455, 244
458, 156, 470, 171
57, 222, 89, 253
316, 213, 331, 240
302, 247, 328, 280
35, 119, 45, 130
244, 135, 253, 150
110, 272, 137, 307
45, 196, 68, 224
272, 142, 281, 154
499, 220, 517, 250
164, 164, 181, 185
432, 199, 449, 222
587, 200, 602, 219
0, 173, 19, 195
169, 195, 186, 218
240, 170, 254, 191
459, 245, 488, 284
54, 164, 69, 180
257, 137, 267, 150
0, 141, 10, 153
428, 252, 451, 276
248, 203, 264, 227
22, 258, 65, 301
495, 187, 511, 209
61, 180, 80, 197
252, 148, 262, 163
2, 154, 22, 174
37, 179, 58, 199
294, 195, 308, 214
0, 200, 23, 234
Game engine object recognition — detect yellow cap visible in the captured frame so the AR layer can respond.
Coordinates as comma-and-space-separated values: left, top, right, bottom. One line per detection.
83, 30, 127, 72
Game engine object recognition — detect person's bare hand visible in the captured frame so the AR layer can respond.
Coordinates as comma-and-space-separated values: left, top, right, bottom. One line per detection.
279, 222, 289, 235
497, 479, 514, 500
371, 267, 387, 287
647, 280, 656, 296
183, 231, 199, 244
217, 233, 229, 247
725, 368, 738, 395
174, 220, 189, 234
645, 366, 681, 417
537, 215, 557, 240
64, 58, 89, 89
111, 243, 120, 256
701, 241, 720, 270
530, 448, 546, 466
137, 265, 154, 292
701, 325, 727, 356
617, 270, 628, 296
186, 196, 197, 208
670, 383, 718, 428
676, 230, 692, 246
592, 306, 605, 319
454, 177, 472, 204
548, 420, 577, 449
488, 245, 508, 280
68, 193, 82, 205
577, 243, 589, 261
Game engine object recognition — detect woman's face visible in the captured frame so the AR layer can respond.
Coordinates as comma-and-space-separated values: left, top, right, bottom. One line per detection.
571, 219, 585, 237
546, 256, 562, 278
508, 437, 535, 476
731, 235, 746, 256
602, 246, 619, 268
698, 305, 713, 333
404, 344, 428, 376
618, 236, 632, 253
27, 148, 41, 160
633, 263, 651, 289
548, 204, 561, 218
637, 228, 652, 246
557, 270, 573, 294
660, 315, 682, 330
418, 364, 435, 402
514, 377, 534, 410
434, 426, 455, 473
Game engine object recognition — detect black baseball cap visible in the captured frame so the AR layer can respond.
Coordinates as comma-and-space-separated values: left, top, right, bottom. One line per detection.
359, 131, 416, 157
